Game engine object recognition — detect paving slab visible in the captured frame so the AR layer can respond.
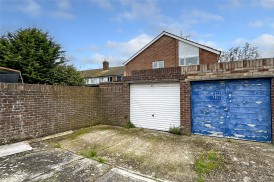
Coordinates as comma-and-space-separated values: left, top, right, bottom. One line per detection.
0, 141, 32, 157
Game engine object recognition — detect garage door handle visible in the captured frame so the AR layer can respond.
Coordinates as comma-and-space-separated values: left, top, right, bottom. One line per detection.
152, 114, 154, 117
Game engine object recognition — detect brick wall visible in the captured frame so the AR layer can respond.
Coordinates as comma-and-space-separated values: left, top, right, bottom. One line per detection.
0, 84, 102, 144
125, 67, 185, 82
180, 81, 191, 135
199, 49, 219, 64
100, 83, 130, 126
125, 35, 178, 76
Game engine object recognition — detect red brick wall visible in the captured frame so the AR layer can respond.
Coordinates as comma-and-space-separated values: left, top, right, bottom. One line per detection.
100, 83, 130, 126
126, 35, 178, 76
0, 83, 130, 145
125, 67, 184, 82
0, 84, 102, 144
180, 81, 191, 135
199, 49, 219, 64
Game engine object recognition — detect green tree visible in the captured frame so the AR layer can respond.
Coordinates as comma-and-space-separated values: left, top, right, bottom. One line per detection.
53, 64, 85, 86
0, 27, 84, 85
220, 42, 260, 62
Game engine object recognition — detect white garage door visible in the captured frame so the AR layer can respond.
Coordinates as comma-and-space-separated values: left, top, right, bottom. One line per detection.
130, 83, 180, 131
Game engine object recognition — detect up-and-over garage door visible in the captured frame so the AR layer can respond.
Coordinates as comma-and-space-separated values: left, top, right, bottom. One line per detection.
130, 83, 180, 131
191, 78, 271, 142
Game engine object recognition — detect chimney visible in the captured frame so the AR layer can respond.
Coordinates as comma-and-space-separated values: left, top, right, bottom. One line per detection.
103, 60, 109, 70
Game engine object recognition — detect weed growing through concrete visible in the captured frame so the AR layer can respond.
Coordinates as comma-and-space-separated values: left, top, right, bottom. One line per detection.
168, 126, 181, 135
97, 157, 106, 163
123, 121, 136, 129
81, 149, 107, 163
81, 150, 97, 158
194, 150, 224, 182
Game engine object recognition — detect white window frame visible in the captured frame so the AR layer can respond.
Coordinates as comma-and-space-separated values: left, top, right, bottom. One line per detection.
152, 61, 164, 69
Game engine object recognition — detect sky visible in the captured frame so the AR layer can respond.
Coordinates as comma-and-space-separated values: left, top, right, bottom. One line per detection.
0, 0, 274, 70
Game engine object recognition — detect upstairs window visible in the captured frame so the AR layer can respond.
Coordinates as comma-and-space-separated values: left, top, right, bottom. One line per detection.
179, 41, 199, 66
152, 61, 164, 69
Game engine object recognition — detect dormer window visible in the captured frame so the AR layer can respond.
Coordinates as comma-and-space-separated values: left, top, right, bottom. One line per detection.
152, 61, 164, 69
179, 41, 199, 66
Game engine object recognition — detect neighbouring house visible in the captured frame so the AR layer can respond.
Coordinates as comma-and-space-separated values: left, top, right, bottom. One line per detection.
81, 61, 125, 86
124, 31, 221, 75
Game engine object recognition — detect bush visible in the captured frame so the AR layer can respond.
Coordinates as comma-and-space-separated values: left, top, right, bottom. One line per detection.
169, 126, 181, 135
123, 121, 136, 129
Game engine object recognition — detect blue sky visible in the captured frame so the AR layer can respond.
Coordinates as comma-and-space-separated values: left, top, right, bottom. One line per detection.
1, 0, 274, 70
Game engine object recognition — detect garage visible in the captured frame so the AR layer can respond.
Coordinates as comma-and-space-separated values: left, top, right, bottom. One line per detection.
130, 82, 180, 131
191, 78, 271, 142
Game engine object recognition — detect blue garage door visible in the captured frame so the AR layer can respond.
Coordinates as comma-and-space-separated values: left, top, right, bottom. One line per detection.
191, 79, 271, 142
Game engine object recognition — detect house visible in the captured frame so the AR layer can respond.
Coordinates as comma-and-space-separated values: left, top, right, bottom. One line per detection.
124, 31, 221, 75
81, 61, 125, 86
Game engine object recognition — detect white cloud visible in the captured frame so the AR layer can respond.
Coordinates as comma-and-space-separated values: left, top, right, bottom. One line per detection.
233, 34, 274, 58
89, 0, 113, 10
186, 9, 224, 22
260, 0, 274, 8
249, 20, 264, 28
252, 34, 274, 58
116, 0, 161, 21
52, 0, 74, 19
19, 0, 41, 16
106, 33, 153, 58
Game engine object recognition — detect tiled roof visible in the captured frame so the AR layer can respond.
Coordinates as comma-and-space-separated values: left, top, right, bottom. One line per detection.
81, 66, 125, 78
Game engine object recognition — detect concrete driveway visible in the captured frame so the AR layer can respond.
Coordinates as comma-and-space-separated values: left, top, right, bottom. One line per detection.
46, 125, 274, 182
0, 141, 160, 182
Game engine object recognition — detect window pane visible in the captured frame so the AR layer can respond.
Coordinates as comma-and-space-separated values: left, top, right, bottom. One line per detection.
185, 56, 199, 65
159, 61, 164, 68
179, 58, 185, 66
152, 62, 157, 69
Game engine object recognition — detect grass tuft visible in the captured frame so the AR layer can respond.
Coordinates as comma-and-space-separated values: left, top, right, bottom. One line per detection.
81, 150, 97, 158
169, 126, 181, 135
97, 157, 106, 163
80, 149, 107, 163
123, 121, 136, 129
